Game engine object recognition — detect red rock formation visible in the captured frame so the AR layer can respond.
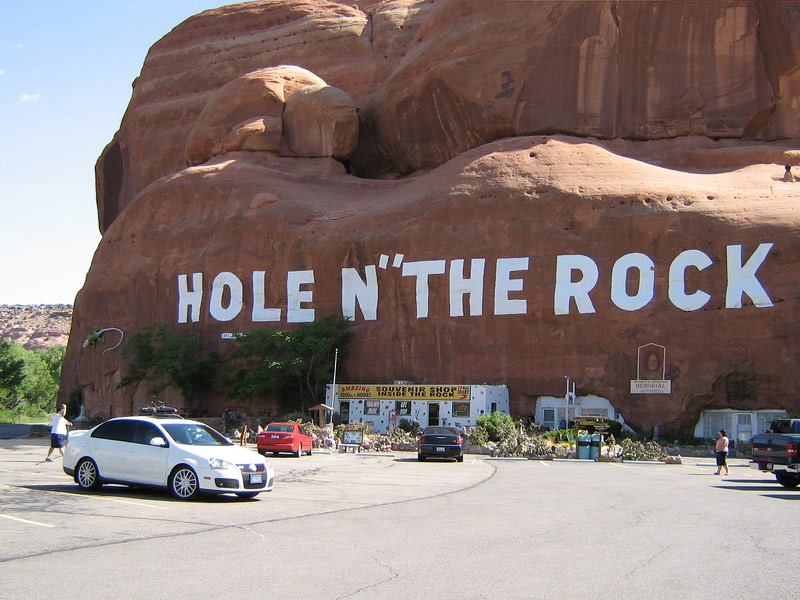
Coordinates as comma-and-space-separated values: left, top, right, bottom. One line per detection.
352, 0, 800, 177
67, 0, 800, 435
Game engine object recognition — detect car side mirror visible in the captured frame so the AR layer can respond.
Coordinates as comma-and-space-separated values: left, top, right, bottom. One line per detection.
149, 437, 167, 447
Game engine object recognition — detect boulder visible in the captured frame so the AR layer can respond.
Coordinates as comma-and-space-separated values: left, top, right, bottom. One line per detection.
282, 84, 359, 159
186, 66, 326, 165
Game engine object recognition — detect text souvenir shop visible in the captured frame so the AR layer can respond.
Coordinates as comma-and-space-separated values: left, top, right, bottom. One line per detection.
326, 383, 510, 433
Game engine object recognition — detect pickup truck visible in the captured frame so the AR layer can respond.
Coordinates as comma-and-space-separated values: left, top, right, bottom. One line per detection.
750, 419, 800, 488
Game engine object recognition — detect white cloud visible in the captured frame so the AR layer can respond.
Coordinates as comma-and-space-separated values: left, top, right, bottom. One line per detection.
19, 93, 41, 103
0, 69, 4, 76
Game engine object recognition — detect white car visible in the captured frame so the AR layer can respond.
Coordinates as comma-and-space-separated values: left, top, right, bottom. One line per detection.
63, 416, 274, 500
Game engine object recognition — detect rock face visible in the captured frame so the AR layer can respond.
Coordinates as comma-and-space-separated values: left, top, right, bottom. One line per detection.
1, 305, 72, 351
66, 0, 800, 435
352, 0, 800, 177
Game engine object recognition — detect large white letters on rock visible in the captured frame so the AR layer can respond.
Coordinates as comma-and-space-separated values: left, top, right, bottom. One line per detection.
176, 243, 776, 324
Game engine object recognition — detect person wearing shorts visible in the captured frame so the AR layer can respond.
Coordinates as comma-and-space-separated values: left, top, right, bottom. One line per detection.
714, 428, 730, 476
45, 404, 73, 462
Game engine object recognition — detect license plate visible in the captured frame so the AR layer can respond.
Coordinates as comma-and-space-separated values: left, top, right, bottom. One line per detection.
271, 434, 280, 439
436, 446, 445, 452
250, 474, 263, 484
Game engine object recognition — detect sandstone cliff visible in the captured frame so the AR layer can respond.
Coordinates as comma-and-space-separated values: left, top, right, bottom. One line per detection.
0, 305, 72, 351
66, 0, 800, 435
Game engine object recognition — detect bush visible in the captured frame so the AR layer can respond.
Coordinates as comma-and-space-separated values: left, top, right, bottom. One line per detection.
467, 425, 489, 446
476, 412, 515, 442
543, 429, 576, 445
397, 418, 420, 436
619, 438, 668, 461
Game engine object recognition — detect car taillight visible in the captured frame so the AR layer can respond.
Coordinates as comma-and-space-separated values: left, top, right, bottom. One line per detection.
456, 436, 462, 445
788, 443, 798, 457
419, 436, 426, 444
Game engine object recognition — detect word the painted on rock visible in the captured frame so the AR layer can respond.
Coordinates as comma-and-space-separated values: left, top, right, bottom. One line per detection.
176, 243, 774, 324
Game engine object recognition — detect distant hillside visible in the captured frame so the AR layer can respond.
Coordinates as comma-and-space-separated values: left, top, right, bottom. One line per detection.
0, 305, 72, 351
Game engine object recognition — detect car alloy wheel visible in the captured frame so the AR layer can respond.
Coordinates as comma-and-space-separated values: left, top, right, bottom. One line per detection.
76, 458, 102, 490
170, 465, 200, 500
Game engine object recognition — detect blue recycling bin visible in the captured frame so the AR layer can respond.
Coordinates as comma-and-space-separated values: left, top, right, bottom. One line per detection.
589, 433, 601, 460
577, 434, 591, 459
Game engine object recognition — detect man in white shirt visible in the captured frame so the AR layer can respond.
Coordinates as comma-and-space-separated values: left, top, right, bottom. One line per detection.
45, 404, 73, 462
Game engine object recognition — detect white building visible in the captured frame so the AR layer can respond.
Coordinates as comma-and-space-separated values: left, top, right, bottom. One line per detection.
693, 408, 788, 443
534, 393, 625, 431
326, 383, 510, 433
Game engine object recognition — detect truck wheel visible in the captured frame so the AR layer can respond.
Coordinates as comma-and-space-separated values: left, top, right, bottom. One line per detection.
775, 472, 800, 489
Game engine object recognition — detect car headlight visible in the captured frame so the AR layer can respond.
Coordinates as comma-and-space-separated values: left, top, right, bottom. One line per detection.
209, 457, 236, 470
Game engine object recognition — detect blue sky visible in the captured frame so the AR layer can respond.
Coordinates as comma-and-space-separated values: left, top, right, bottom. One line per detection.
0, 1, 225, 305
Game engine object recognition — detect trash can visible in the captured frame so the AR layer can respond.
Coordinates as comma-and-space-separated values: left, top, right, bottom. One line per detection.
589, 433, 601, 460
577, 434, 591, 459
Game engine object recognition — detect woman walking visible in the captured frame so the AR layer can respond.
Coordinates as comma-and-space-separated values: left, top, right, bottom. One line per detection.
714, 429, 730, 476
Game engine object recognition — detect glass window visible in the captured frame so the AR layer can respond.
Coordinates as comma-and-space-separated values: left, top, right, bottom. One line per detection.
92, 419, 135, 442
340, 401, 350, 421
581, 408, 608, 418
396, 401, 411, 416
266, 424, 295, 433
365, 400, 380, 416
452, 402, 470, 418
132, 422, 164, 445
162, 423, 231, 446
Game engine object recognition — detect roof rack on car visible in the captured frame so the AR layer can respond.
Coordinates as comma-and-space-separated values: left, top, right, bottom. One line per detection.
139, 403, 183, 419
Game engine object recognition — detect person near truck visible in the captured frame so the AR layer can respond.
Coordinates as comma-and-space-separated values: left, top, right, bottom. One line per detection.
714, 429, 730, 476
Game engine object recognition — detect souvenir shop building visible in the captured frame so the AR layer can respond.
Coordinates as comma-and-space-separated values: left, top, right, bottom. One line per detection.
326, 383, 510, 433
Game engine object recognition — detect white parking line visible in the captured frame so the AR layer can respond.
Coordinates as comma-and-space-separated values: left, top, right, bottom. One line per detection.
0, 513, 55, 528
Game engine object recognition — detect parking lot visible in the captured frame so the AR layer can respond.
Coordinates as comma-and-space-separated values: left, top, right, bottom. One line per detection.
1, 438, 798, 600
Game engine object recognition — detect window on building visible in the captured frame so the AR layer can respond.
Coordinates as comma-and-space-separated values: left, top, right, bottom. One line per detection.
542, 408, 555, 430
396, 401, 411, 416
452, 402, 470, 418
581, 408, 608, 418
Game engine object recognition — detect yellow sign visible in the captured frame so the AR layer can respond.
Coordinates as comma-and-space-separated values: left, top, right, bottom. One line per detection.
337, 384, 471, 401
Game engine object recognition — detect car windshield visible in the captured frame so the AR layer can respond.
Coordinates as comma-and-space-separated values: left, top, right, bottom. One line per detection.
266, 424, 295, 433
424, 427, 458, 435
161, 423, 232, 446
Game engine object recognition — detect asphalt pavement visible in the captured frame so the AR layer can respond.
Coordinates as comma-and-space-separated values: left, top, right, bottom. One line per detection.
1, 439, 797, 600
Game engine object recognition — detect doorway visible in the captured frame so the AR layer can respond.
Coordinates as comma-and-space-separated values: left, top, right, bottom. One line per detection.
428, 403, 440, 426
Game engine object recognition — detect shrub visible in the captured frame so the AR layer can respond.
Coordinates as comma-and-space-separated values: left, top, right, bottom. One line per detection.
476, 412, 516, 442
398, 418, 420, 435
467, 425, 489, 446
619, 438, 668, 461
543, 429, 576, 445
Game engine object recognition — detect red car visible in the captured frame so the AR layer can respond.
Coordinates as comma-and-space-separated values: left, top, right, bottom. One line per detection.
257, 422, 313, 457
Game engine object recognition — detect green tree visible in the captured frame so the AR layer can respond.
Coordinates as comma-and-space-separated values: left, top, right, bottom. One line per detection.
225, 314, 351, 411
0, 338, 26, 412
0, 338, 25, 391
0, 340, 65, 421
118, 324, 218, 410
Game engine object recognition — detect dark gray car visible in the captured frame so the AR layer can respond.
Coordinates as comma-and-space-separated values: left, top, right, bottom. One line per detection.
418, 426, 464, 462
